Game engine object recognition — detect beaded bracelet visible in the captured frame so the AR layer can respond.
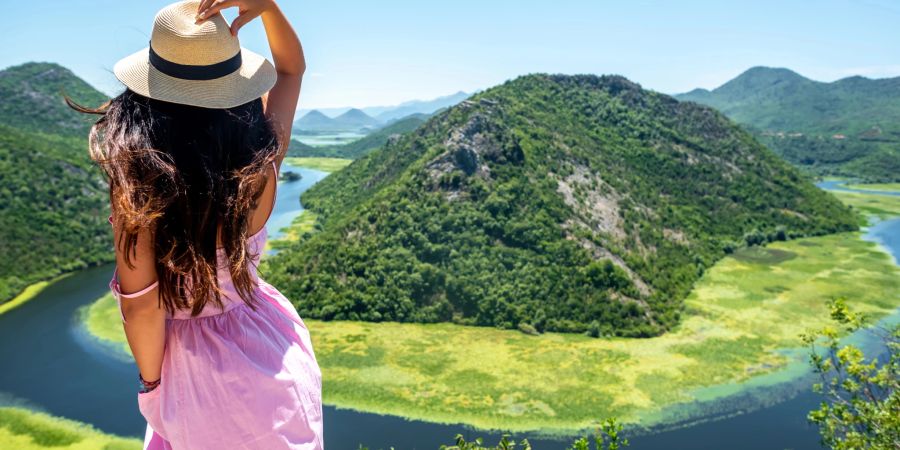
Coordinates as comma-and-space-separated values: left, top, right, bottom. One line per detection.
139, 373, 161, 393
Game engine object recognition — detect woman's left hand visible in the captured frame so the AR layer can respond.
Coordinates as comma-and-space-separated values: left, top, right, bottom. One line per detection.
196, 0, 276, 36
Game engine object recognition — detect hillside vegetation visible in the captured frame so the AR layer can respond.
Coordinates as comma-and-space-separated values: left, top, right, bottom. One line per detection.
0, 62, 112, 302
678, 67, 900, 181
264, 74, 857, 337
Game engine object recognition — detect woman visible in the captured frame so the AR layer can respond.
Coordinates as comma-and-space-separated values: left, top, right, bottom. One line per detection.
70, 1, 322, 448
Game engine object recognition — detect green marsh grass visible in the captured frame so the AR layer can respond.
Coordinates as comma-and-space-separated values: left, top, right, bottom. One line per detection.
82, 232, 900, 433
0, 407, 140, 450
308, 233, 898, 433
845, 182, 900, 192
832, 191, 900, 220
80, 187, 900, 433
283, 157, 352, 173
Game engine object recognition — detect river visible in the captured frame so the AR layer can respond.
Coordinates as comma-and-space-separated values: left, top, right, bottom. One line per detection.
0, 175, 896, 449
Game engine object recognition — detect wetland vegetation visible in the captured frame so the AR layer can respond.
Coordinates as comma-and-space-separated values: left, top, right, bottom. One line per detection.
82, 226, 900, 433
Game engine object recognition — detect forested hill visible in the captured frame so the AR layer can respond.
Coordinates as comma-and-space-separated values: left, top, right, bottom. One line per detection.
264, 73, 857, 337
0, 62, 112, 301
678, 66, 900, 181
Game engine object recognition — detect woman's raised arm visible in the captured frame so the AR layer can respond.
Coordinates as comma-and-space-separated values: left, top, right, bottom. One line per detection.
197, 0, 306, 166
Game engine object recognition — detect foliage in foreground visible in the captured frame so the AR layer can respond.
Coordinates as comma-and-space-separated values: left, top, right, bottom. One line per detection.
803, 299, 900, 449
357, 419, 628, 450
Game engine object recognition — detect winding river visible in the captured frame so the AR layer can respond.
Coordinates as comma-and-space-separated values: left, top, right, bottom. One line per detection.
0, 174, 897, 449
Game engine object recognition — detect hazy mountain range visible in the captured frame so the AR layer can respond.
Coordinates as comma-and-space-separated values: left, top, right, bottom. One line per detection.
293, 108, 382, 133
294, 91, 471, 133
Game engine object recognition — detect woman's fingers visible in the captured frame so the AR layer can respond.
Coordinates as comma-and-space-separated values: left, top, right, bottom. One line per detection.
229, 12, 254, 37
196, 0, 216, 14
196, 0, 239, 23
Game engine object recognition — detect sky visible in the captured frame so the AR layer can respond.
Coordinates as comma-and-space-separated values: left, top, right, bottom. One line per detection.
2, 0, 899, 110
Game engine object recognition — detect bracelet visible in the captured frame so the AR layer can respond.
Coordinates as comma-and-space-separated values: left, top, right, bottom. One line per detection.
139, 373, 161, 393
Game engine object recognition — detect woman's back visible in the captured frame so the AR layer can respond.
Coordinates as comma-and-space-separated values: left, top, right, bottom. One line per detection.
74, 1, 321, 448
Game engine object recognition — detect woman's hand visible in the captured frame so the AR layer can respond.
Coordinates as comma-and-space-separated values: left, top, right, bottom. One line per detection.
196, 0, 276, 36
198, 0, 304, 163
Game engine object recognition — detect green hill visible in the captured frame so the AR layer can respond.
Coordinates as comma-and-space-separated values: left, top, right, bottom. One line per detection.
264, 74, 857, 337
0, 62, 112, 302
289, 114, 428, 159
677, 66, 900, 181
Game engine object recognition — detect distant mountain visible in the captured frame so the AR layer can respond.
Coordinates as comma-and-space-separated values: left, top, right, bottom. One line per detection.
333, 108, 380, 129
0, 62, 112, 302
289, 113, 428, 159
265, 74, 856, 337
296, 91, 471, 126
293, 108, 382, 134
293, 110, 339, 133
678, 66, 900, 181
371, 91, 471, 122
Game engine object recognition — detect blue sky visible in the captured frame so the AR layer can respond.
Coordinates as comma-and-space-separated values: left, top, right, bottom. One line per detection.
2, 0, 898, 109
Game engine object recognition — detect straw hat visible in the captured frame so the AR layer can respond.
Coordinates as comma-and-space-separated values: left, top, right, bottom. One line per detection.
114, 0, 276, 109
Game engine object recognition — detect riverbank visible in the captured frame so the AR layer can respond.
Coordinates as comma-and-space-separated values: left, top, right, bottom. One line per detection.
267, 210, 318, 252
283, 157, 352, 173
79, 228, 900, 434
0, 407, 140, 450
0, 274, 70, 316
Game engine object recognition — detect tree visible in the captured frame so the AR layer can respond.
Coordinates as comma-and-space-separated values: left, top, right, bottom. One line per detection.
802, 299, 900, 449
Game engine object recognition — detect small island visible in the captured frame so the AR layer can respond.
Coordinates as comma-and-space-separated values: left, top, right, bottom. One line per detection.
279, 170, 302, 182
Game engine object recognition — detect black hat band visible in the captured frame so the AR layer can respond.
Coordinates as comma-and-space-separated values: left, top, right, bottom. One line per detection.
148, 42, 242, 81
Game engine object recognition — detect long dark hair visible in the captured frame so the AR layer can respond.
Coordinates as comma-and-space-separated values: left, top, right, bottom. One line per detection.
68, 89, 280, 316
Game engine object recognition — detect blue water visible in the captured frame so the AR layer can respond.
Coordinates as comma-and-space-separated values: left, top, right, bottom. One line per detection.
0, 174, 897, 449
267, 163, 329, 241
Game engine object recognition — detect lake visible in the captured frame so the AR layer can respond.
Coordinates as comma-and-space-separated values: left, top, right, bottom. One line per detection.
0, 174, 897, 449
292, 132, 368, 147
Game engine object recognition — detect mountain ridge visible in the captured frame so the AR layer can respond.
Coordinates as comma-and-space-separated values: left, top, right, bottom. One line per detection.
677, 66, 900, 181
293, 108, 381, 133
297, 91, 471, 123
265, 73, 856, 337
0, 62, 112, 302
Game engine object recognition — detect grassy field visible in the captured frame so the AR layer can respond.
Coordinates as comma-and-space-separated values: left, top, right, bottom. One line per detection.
845, 182, 900, 192
283, 157, 352, 173
832, 191, 900, 220
81, 230, 900, 433
0, 408, 140, 450
0, 274, 69, 316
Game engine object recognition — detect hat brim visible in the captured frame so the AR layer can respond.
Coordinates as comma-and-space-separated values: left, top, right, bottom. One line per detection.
113, 47, 277, 109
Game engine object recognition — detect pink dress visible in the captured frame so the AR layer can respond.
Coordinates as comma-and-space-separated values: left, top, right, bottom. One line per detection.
109, 179, 324, 449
